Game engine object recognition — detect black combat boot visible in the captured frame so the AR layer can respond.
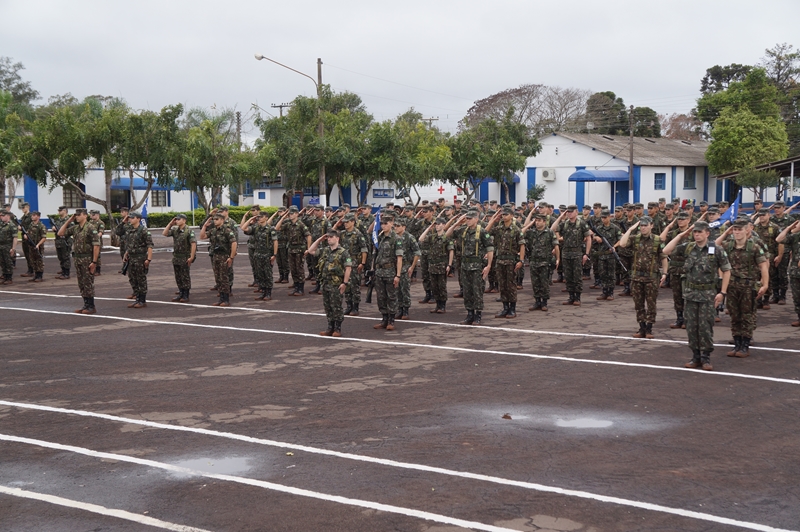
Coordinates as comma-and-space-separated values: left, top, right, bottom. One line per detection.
472, 310, 483, 326
460, 310, 474, 325
297, 283, 305, 296
529, 297, 542, 311
263, 288, 271, 301
401, 307, 410, 320
700, 352, 713, 371
350, 303, 359, 316
288, 282, 298, 295
633, 322, 647, 338
75, 297, 89, 314
219, 293, 230, 307
670, 311, 684, 329
726, 336, 742, 357
495, 302, 509, 318
309, 282, 321, 295
778, 288, 787, 305
344, 301, 353, 315
556, 272, 564, 283
540, 299, 549, 311
438, 301, 446, 313
181, 290, 191, 303
620, 283, 631, 296
735, 337, 751, 358
320, 320, 334, 336
562, 293, 575, 305
506, 302, 517, 318
373, 315, 389, 329
419, 291, 433, 304
332, 320, 342, 338
645, 322, 653, 339
395, 307, 404, 320
254, 288, 266, 301
572, 293, 581, 306
685, 349, 702, 368
386, 314, 396, 331
172, 291, 183, 302
84, 297, 96, 315
606, 288, 614, 301
62, 268, 71, 279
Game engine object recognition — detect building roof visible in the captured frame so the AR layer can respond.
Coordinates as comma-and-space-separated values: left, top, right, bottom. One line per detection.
713, 154, 800, 180
551, 133, 709, 167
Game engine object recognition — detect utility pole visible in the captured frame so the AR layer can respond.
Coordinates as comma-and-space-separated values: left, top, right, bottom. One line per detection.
270, 103, 291, 117
318, 57, 326, 208
422, 117, 439, 128
628, 105, 635, 204
236, 111, 243, 200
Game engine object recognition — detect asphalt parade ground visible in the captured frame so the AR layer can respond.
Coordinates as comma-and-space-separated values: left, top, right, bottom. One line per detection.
1, 247, 799, 532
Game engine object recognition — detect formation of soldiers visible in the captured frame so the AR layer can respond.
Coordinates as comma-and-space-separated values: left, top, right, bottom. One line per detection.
2, 196, 799, 370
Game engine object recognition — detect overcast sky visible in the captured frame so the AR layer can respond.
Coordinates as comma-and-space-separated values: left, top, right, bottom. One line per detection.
2, 0, 799, 141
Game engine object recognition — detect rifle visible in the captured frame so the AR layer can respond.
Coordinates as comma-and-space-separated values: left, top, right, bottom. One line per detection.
364, 252, 377, 304
121, 257, 130, 276
15, 220, 41, 259
588, 220, 627, 272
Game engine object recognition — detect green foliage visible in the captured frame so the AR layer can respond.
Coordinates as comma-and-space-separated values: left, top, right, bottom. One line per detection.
527, 184, 547, 202
706, 107, 788, 176
735, 168, 782, 196
632, 107, 661, 137
700, 64, 753, 95
0, 57, 40, 105
696, 68, 781, 126
61, 206, 281, 229
584, 91, 628, 135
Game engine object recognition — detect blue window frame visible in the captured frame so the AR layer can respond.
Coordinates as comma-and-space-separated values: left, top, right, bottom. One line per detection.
684, 167, 696, 189
654, 173, 666, 190
258, 191, 266, 200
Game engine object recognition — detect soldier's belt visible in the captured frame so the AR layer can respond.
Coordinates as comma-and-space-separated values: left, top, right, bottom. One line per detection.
687, 282, 716, 290
72, 253, 92, 258
730, 276, 753, 282
128, 252, 147, 257
378, 262, 394, 268
462, 256, 483, 262
632, 270, 660, 279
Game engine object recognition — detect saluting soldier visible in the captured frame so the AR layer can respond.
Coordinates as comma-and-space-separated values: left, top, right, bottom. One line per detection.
305, 206, 330, 294
241, 211, 278, 301
552, 205, 591, 306
0, 210, 18, 285
418, 216, 455, 314
775, 220, 800, 327
447, 210, 494, 326
620, 217, 668, 339
372, 212, 403, 331
770, 200, 799, 305
57, 208, 100, 314
486, 204, 525, 318
200, 212, 238, 307
616, 204, 639, 295
89, 210, 105, 275
275, 205, 311, 296
123, 212, 154, 309
752, 207, 784, 309
391, 217, 420, 320
414, 205, 436, 303
244, 205, 261, 288
25, 211, 47, 282
19, 202, 34, 277
52, 206, 74, 279
591, 209, 622, 301
307, 229, 352, 337
336, 213, 368, 316
661, 211, 692, 329
522, 212, 558, 311
162, 214, 197, 303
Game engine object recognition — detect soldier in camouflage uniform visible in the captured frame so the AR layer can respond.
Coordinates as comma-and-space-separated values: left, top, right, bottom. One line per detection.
661, 212, 692, 328
552, 205, 592, 306
372, 213, 403, 331
307, 230, 352, 337
447, 210, 494, 325
52, 206, 74, 279
122, 212, 154, 308
241, 211, 278, 301
664, 220, 731, 371
621, 217, 668, 339
776, 220, 800, 327
523, 212, 558, 311
0, 210, 18, 285
412, 206, 435, 303
201, 212, 238, 307
418, 216, 454, 313
487, 205, 525, 318
275, 205, 311, 296
162, 214, 197, 303
392, 217, 420, 320
244, 206, 261, 287
305, 206, 330, 294
19, 202, 34, 277
117, 207, 130, 267
615, 204, 639, 295
752, 208, 784, 309
337, 214, 368, 316
273, 206, 290, 283
25, 211, 47, 282
57, 208, 100, 314
588, 210, 622, 301
715, 219, 769, 357
770, 200, 798, 304
647, 202, 666, 236
89, 210, 105, 275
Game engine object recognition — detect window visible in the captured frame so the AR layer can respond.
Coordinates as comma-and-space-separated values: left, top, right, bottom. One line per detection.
62, 186, 84, 209
258, 191, 266, 200
259, 175, 281, 188
243, 180, 253, 196
683, 167, 696, 189
654, 173, 666, 190
151, 190, 169, 207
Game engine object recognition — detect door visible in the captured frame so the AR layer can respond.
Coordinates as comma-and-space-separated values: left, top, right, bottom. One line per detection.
614, 181, 628, 209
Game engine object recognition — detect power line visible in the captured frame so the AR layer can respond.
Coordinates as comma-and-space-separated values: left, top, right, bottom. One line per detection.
326, 63, 474, 102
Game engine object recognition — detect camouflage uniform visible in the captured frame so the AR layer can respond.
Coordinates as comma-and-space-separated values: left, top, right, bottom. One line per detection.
243, 223, 277, 298
625, 233, 665, 333
683, 241, 731, 356
52, 215, 74, 275
274, 219, 290, 282
306, 215, 329, 281
19, 211, 33, 274
207, 224, 237, 297
374, 230, 404, 321
524, 225, 558, 306
0, 219, 16, 280
770, 213, 795, 301
27, 221, 47, 275
459, 225, 494, 316
315, 245, 352, 324
341, 227, 368, 312
724, 239, 766, 341
615, 215, 639, 291
557, 217, 590, 302
281, 219, 310, 287
412, 217, 434, 300
125, 224, 154, 303
396, 229, 421, 316
591, 222, 622, 298
168, 225, 197, 294
666, 228, 688, 326
64, 222, 100, 298
781, 232, 800, 320
491, 220, 524, 316
90, 218, 105, 269
753, 220, 781, 303
427, 231, 453, 307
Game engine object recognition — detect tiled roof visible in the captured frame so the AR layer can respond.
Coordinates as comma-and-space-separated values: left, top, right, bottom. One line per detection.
553, 133, 709, 167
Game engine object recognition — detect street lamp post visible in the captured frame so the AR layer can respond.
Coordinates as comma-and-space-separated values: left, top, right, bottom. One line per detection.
254, 53, 326, 208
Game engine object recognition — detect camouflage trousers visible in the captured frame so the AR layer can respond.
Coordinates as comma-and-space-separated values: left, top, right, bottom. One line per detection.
597, 254, 616, 293
791, 276, 800, 317
562, 256, 584, 294
631, 279, 659, 323
277, 246, 289, 278
461, 268, 485, 311
74, 256, 95, 297
774, 255, 789, 292
728, 281, 757, 338
670, 272, 684, 313
55, 241, 71, 271
212, 254, 231, 295
685, 299, 716, 353
305, 252, 317, 280
617, 252, 633, 285
374, 275, 398, 316
22, 240, 34, 272
0, 246, 14, 276
172, 256, 192, 291
764, 261, 778, 301
429, 263, 448, 302
322, 283, 344, 321
529, 262, 551, 299
253, 253, 274, 290
346, 270, 362, 305
95, 240, 102, 267
453, 253, 463, 290
29, 245, 44, 273
289, 251, 305, 284
398, 269, 412, 308
127, 256, 149, 298
496, 262, 518, 303
488, 256, 498, 287
419, 254, 431, 292
248, 246, 256, 278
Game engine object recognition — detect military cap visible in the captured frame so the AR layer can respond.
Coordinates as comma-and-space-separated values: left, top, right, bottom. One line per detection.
614, 206, 623, 213
732, 218, 749, 228
664, 203, 674, 210
624, 204, 634, 210
454, 198, 463, 203
582, 205, 591, 210
593, 202, 602, 208
757, 208, 769, 215
288, 205, 299, 213
127, 211, 142, 218
277, 206, 287, 211
469, 198, 480, 204
438, 197, 445, 202
699, 201, 708, 207
212, 212, 225, 219
534, 213, 546, 220
538, 202, 548, 208
501, 205, 514, 215
218, 206, 229, 212
341, 203, 350, 209
658, 198, 666, 202
444, 205, 454, 211
1, 203, 10, 208
385, 202, 395, 207
74, 208, 88, 215
342, 213, 356, 222
634, 202, 644, 209
566, 204, 577, 211
31, 211, 41, 216
58, 206, 68, 211
647, 201, 658, 208
489, 200, 498, 205
638, 216, 653, 225
486, 209, 496, 216
250, 205, 261, 210
89, 209, 100, 215
707, 206, 720, 214
435, 217, 447, 224
326, 229, 340, 238
675, 212, 689, 220
0, 210, 8, 216
600, 209, 610, 217
773, 200, 785, 208
464, 210, 479, 219
693, 220, 710, 231
402, 204, 414, 211
394, 217, 408, 226
719, 201, 729, 207
20, 201, 29, 207
336, 205, 346, 211
175, 213, 188, 220
381, 211, 396, 220
325, 206, 333, 212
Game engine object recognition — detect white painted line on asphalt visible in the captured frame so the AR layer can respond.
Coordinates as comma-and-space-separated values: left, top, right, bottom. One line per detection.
0, 433, 524, 532
1, 305, 798, 386
0, 485, 211, 532
4, 289, 799, 354
0, 430, 795, 532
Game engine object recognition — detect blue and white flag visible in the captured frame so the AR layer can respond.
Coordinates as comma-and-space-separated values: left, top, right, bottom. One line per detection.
710, 191, 740, 228
371, 211, 381, 250
140, 196, 149, 228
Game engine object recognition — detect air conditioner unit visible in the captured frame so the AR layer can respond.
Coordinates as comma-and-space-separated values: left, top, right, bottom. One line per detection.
541, 168, 556, 181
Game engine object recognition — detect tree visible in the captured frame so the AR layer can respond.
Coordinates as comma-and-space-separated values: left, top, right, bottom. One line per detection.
759, 43, 800, 155
583, 91, 628, 135
695, 68, 781, 126
700, 64, 753, 95
0, 57, 40, 105
631, 106, 661, 137
527, 183, 546, 202
658, 113, 703, 141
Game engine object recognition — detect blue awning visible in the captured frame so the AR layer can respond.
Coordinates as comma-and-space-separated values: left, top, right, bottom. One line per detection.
568, 170, 629, 182
110, 177, 169, 191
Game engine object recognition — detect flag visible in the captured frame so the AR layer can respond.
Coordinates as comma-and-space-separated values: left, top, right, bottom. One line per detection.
371, 211, 381, 249
710, 191, 741, 228
140, 196, 149, 228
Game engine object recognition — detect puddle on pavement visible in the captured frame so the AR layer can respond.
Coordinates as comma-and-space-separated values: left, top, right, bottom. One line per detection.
555, 418, 613, 429
170, 456, 251, 478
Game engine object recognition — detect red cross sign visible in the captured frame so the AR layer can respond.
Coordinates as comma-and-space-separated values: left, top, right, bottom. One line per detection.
437, 186, 445, 194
